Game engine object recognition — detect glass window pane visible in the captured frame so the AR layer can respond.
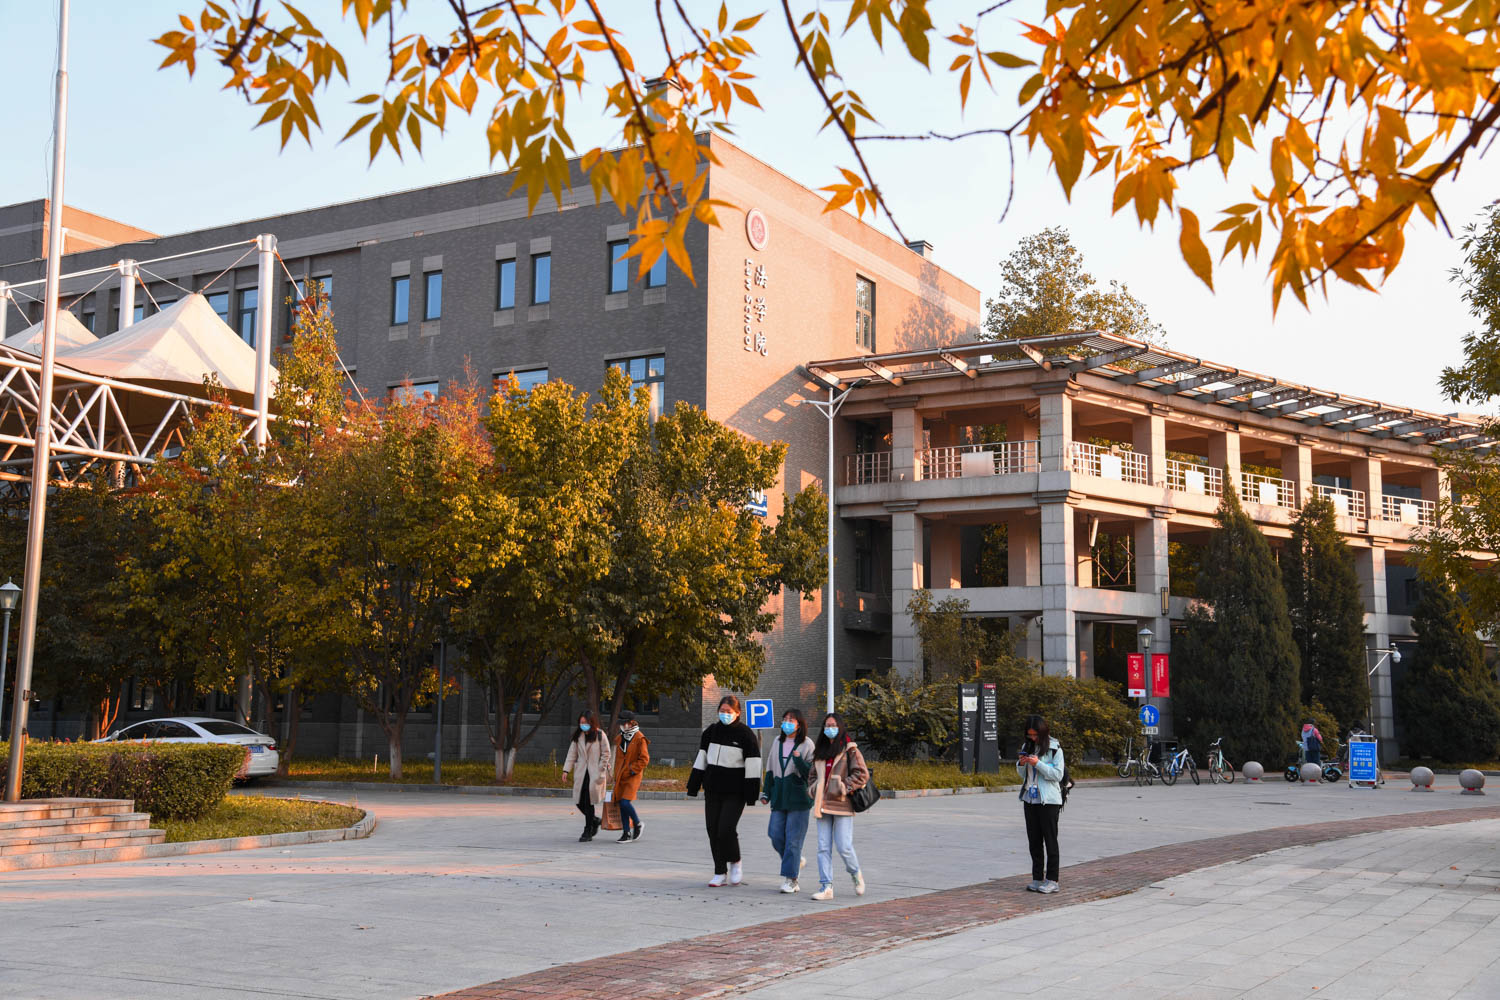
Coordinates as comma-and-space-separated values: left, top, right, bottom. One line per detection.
237, 288, 258, 344
424, 271, 443, 320
648, 355, 665, 378
133, 303, 145, 323
197, 720, 259, 736
392, 276, 409, 325
646, 253, 667, 288
207, 291, 230, 323
609, 241, 629, 293
390, 380, 440, 402
498, 259, 516, 309
629, 357, 646, 381
532, 254, 551, 304
81, 311, 95, 332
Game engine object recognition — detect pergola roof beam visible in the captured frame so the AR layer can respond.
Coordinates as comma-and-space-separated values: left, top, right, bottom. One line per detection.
862, 360, 905, 386
1016, 343, 1053, 371
1067, 344, 1148, 373
939, 351, 977, 379
1212, 379, 1276, 401
1311, 403, 1382, 426
1120, 359, 1195, 385
1155, 370, 1234, 394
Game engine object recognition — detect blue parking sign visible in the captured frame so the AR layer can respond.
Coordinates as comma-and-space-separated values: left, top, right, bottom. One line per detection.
745, 699, 774, 729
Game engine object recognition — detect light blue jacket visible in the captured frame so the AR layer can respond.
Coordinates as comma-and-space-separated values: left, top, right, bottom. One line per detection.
1016, 738, 1065, 806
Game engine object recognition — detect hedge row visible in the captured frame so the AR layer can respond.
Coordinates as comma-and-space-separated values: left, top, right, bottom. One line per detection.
0, 741, 246, 819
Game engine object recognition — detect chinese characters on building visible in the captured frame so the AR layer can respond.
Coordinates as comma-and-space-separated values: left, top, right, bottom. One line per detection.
743, 257, 768, 355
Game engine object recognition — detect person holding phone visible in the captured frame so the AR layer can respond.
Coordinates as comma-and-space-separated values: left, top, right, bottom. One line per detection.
761, 709, 815, 894
1017, 714, 1064, 894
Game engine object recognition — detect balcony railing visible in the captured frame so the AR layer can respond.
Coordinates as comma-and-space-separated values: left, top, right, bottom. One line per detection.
845, 451, 891, 485
1165, 459, 1223, 498
917, 440, 1039, 480
1243, 473, 1295, 509
1311, 483, 1367, 519
1069, 442, 1150, 485
1381, 494, 1436, 527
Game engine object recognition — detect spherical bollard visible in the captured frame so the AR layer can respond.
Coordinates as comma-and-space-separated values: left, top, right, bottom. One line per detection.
1410, 766, 1435, 791
1243, 761, 1264, 781
1300, 762, 1322, 783
1460, 769, 1486, 795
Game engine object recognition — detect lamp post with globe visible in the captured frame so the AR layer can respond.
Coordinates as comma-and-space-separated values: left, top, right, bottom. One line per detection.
0, 579, 19, 734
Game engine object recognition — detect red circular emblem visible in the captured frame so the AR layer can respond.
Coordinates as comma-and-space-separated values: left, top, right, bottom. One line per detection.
746, 208, 769, 251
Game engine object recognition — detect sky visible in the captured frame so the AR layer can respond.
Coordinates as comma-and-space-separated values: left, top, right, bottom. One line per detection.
1, 0, 1494, 416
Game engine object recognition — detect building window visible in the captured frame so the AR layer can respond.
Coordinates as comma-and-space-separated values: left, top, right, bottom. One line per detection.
608, 240, 629, 293
853, 521, 876, 593
133, 302, 146, 324
531, 253, 551, 304
236, 288, 258, 344
155, 299, 176, 315
206, 290, 230, 323
609, 354, 665, 421
424, 271, 443, 320
494, 367, 548, 394
80, 310, 95, 332
645, 252, 667, 288
497, 259, 516, 310
390, 380, 440, 403
286, 275, 331, 337
855, 275, 875, 350
391, 276, 410, 325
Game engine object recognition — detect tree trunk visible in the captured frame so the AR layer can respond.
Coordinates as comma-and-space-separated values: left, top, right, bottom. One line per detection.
277, 687, 300, 777
387, 734, 403, 778
496, 746, 516, 782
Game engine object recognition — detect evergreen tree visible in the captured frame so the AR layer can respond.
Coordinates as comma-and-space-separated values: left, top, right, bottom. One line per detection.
1395, 575, 1500, 762
1174, 486, 1301, 764
1282, 495, 1369, 732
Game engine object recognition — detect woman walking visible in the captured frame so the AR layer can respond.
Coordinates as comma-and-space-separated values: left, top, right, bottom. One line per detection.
686, 695, 763, 887
761, 709, 815, 894
1017, 714, 1064, 893
612, 710, 649, 843
561, 712, 612, 843
1301, 721, 1323, 765
810, 712, 867, 901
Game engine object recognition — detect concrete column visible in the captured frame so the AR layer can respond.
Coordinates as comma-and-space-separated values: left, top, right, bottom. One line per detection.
1420, 466, 1450, 505
118, 259, 137, 330
1036, 383, 1073, 473
891, 404, 920, 483
1353, 452, 1383, 521
890, 509, 923, 678
929, 519, 961, 589
1282, 440, 1312, 507
1208, 428, 1241, 495
1132, 411, 1166, 486
1039, 498, 1077, 677
1006, 412, 1040, 447
1357, 541, 1389, 618
1007, 513, 1041, 587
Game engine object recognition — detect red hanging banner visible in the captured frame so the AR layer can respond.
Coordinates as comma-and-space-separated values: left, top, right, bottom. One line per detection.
1151, 653, 1171, 698
1126, 653, 1146, 698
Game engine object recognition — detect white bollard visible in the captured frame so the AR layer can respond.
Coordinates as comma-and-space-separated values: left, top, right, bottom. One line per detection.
1410, 766, 1435, 791
1243, 761, 1264, 781
1300, 762, 1322, 783
1459, 769, 1486, 795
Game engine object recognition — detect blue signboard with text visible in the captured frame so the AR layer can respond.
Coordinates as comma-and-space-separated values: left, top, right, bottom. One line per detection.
745, 698, 774, 729
1348, 737, 1379, 786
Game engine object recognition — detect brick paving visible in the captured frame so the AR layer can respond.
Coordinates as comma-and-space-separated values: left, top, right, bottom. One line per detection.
434, 804, 1500, 1000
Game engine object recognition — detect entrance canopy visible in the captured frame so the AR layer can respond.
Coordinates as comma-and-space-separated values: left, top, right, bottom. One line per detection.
1, 309, 98, 354
61, 292, 273, 397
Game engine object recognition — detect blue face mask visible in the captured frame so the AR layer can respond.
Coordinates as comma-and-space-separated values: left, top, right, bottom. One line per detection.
579, 723, 591, 732
824, 726, 840, 739
781, 721, 797, 736
718, 712, 735, 725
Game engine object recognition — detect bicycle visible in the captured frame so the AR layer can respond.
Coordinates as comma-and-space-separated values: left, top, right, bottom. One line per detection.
1161, 745, 1200, 786
1283, 745, 1343, 783
1117, 736, 1135, 778
1128, 738, 1160, 786
1205, 738, 1235, 784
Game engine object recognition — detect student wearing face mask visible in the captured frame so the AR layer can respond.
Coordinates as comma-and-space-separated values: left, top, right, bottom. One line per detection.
612, 710, 650, 843
561, 712, 612, 843
760, 709, 815, 894
685, 694, 763, 887
810, 712, 868, 901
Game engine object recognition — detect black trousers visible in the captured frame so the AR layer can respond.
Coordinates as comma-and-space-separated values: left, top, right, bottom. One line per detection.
1023, 803, 1061, 882
576, 772, 596, 824
704, 793, 746, 874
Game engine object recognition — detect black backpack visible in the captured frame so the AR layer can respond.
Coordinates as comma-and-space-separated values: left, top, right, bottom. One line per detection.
1053, 747, 1075, 807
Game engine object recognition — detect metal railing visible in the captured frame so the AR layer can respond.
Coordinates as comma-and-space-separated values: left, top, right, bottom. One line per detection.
1068, 442, 1150, 485
917, 440, 1039, 479
1380, 494, 1435, 527
1310, 483, 1367, 519
1243, 473, 1296, 509
1164, 459, 1222, 497
845, 451, 891, 485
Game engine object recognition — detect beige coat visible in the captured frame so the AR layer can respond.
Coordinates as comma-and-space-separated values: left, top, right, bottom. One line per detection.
812, 741, 869, 818
562, 734, 613, 806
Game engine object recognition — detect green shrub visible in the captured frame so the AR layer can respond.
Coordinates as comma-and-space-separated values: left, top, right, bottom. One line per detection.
838, 673, 954, 760
0, 741, 246, 820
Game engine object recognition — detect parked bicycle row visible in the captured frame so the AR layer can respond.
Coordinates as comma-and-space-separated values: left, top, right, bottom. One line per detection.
1117, 722, 1373, 786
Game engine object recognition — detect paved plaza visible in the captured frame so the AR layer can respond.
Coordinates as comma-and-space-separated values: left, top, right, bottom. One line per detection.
0, 780, 1494, 999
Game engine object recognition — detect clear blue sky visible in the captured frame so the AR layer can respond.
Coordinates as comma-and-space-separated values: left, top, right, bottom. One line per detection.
2, 0, 1493, 415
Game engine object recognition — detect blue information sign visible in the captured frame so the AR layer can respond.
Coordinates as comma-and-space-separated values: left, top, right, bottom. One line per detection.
745, 698, 774, 729
1138, 704, 1159, 727
1348, 738, 1379, 785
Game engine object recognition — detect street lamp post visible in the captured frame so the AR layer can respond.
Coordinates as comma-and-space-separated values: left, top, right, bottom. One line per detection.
805, 376, 866, 715
0, 580, 19, 734
1136, 627, 1153, 709
1367, 645, 1402, 739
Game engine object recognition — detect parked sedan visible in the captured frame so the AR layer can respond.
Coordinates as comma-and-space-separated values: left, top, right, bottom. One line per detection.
96, 717, 280, 778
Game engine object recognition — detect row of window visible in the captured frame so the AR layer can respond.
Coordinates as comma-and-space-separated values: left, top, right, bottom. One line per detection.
393, 353, 666, 420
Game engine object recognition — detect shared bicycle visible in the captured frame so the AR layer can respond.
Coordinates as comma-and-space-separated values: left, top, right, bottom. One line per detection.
1205, 737, 1235, 784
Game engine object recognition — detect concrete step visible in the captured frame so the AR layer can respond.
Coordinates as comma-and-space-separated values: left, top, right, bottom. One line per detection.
0, 833, 174, 873
0, 813, 152, 840
0, 799, 136, 823
0, 827, 164, 856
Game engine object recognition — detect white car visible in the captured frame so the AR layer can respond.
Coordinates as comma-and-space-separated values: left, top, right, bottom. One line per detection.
96, 716, 280, 778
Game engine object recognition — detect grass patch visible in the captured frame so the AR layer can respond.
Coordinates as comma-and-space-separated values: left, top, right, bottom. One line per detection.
1391, 758, 1499, 772
160, 796, 365, 843
873, 760, 1122, 790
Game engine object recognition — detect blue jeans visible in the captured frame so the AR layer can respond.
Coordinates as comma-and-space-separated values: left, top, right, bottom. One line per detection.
617, 798, 641, 833
767, 808, 810, 880
816, 814, 860, 888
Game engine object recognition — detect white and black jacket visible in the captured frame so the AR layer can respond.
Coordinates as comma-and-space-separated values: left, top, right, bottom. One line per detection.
686, 720, 762, 804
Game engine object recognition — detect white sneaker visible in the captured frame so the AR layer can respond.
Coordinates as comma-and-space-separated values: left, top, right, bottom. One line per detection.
708, 873, 726, 887
812, 885, 834, 901
780, 878, 799, 894
1038, 880, 1059, 894
852, 871, 866, 896
728, 862, 743, 885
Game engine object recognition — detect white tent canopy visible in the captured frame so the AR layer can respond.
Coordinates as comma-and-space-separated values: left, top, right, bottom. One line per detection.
61, 292, 274, 396
2, 309, 98, 354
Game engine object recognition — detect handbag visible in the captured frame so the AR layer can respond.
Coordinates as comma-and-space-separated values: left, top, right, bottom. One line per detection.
601, 798, 622, 831
847, 752, 881, 813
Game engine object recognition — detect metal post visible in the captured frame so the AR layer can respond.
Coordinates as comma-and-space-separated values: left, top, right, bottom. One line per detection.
253, 234, 276, 450
433, 643, 444, 784
825, 389, 835, 714
0, 609, 12, 735
0, 282, 9, 343
6, 0, 69, 802
118, 260, 136, 329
